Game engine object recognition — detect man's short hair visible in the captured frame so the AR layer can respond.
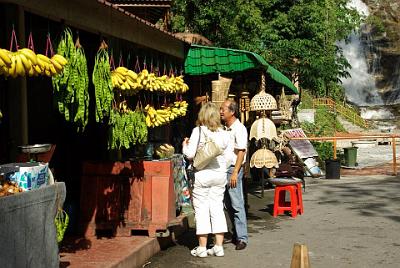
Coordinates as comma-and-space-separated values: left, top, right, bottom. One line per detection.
227, 100, 239, 118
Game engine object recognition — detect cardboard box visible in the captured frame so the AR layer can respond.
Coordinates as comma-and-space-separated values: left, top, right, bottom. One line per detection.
1, 163, 49, 191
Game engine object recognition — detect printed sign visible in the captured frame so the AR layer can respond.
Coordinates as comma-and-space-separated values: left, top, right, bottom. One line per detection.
283, 128, 318, 159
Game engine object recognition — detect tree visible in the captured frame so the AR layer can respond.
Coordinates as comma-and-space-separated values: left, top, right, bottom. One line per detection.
171, 0, 360, 98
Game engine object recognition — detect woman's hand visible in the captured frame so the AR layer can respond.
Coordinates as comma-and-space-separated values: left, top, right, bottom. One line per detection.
182, 137, 189, 147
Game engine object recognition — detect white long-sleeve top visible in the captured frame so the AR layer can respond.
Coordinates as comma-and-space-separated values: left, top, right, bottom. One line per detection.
183, 126, 231, 179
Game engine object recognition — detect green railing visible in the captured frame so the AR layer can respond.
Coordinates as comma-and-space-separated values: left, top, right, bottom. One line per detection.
312, 98, 369, 128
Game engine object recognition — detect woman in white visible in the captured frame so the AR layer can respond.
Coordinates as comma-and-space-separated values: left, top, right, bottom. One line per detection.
182, 102, 231, 258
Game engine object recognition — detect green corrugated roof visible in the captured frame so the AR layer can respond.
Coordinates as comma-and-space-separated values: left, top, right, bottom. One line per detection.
184, 45, 298, 94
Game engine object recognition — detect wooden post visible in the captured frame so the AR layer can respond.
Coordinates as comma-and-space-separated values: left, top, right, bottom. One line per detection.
290, 243, 310, 268
392, 137, 397, 176
333, 138, 337, 160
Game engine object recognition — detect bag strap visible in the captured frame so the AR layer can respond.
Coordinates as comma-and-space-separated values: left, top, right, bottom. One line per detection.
193, 126, 201, 160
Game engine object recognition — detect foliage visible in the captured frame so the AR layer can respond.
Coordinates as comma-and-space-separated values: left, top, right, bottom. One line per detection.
298, 89, 314, 109
171, 0, 361, 97
311, 141, 333, 162
366, 15, 385, 34
300, 106, 346, 137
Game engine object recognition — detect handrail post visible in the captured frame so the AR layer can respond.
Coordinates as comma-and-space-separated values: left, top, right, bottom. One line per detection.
333, 138, 337, 160
392, 137, 397, 176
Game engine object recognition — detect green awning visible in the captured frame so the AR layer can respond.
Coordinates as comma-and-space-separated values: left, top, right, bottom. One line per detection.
184, 45, 298, 94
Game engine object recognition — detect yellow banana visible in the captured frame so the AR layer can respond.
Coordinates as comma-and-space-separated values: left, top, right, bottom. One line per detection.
9, 55, 17, 77
36, 54, 52, 64
0, 49, 12, 66
28, 66, 35, 77
33, 64, 42, 74
49, 64, 57, 75
19, 48, 38, 65
50, 59, 63, 72
18, 53, 32, 72
51, 54, 67, 66
15, 54, 25, 76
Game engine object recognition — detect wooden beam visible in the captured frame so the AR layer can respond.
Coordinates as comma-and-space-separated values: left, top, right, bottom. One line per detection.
114, 4, 170, 7
0, 0, 185, 59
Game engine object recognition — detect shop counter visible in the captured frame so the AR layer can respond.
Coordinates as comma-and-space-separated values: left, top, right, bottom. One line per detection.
79, 156, 188, 237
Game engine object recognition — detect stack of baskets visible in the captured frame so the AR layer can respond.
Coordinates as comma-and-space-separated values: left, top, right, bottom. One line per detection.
211, 76, 232, 107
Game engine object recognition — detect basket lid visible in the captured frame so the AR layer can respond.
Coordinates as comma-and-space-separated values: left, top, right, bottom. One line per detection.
249, 148, 279, 168
250, 90, 277, 111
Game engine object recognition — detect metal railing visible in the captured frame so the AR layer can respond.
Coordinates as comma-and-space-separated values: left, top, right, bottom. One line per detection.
312, 98, 368, 128
290, 134, 399, 175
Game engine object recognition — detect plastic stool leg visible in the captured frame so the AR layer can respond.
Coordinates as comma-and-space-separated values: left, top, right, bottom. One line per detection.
289, 186, 298, 218
273, 187, 281, 217
296, 183, 304, 214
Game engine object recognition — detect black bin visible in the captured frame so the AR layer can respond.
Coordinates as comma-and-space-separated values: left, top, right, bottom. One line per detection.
325, 159, 340, 179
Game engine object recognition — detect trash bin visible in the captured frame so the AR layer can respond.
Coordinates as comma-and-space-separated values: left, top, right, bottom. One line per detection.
343, 147, 358, 167
325, 159, 340, 179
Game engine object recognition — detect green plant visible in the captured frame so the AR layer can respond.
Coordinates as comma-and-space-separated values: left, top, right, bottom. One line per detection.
311, 141, 333, 163
298, 90, 314, 109
300, 106, 346, 137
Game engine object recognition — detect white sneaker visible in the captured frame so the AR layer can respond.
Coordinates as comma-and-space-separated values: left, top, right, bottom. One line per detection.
207, 245, 224, 257
191, 246, 208, 257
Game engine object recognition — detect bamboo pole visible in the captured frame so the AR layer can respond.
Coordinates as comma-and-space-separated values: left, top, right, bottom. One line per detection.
333, 138, 337, 160
392, 137, 397, 176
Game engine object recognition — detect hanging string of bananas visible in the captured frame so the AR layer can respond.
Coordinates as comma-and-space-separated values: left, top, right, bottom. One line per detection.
93, 41, 113, 123
108, 102, 148, 150
52, 28, 89, 132
0, 47, 67, 78
111, 67, 189, 94
144, 100, 188, 128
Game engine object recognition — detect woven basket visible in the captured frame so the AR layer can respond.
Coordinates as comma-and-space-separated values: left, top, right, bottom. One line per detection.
211, 80, 229, 106
219, 76, 232, 97
250, 90, 278, 111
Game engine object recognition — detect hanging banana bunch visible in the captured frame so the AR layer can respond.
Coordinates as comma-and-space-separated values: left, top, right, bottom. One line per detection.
52, 28, 89, 132
0, 47, 67, 78
144, 100, 188, 128
93, 41, 113, 123
111, 67, 189, 94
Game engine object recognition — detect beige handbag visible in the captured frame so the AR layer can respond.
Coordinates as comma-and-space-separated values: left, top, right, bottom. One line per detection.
193, 127, 223, 170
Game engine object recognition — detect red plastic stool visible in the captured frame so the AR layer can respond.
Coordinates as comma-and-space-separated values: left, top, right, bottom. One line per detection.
273, 183, 303, 218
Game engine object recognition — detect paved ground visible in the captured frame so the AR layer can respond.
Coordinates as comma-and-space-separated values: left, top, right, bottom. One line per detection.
146, 175, 400, 268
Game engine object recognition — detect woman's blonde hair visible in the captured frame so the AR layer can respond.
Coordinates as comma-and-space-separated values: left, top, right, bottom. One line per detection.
196, 102, 222, 131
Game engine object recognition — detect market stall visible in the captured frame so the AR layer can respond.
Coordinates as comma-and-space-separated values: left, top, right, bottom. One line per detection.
0, 0, 192, 244
183, 44, 304, 193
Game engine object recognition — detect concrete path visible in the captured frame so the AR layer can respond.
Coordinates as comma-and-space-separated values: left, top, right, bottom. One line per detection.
146, 175, 400, 268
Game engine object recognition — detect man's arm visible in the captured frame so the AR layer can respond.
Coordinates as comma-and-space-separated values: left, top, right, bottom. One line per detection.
230, 149, 245, 188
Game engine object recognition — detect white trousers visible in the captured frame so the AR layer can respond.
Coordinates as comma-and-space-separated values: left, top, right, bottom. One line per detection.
192, 172, 227, 235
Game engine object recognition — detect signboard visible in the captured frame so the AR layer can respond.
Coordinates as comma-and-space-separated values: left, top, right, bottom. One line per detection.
283, 128, 318, 159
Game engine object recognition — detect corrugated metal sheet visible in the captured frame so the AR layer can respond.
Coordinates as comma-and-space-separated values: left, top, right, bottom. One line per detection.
185, 45, 298, 94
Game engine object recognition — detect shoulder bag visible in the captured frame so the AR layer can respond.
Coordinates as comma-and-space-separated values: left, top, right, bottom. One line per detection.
193, 127, 223, 170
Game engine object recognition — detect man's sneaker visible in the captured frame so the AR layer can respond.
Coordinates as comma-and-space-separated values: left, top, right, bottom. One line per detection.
190, 246, 208, 257
207, 245, 224, 257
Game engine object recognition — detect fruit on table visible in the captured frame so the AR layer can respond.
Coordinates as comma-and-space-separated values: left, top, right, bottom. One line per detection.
0, 180, 23, 197
155, 143, 175, 158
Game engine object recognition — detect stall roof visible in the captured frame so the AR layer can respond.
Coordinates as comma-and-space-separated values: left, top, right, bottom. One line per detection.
184, 45, 298, 94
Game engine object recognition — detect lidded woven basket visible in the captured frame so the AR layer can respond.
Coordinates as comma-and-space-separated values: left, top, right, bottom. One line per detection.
249, 148, 279, 168
250, 91, 278, 111
211, 75, 232, 106
250, 73, 277, 111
